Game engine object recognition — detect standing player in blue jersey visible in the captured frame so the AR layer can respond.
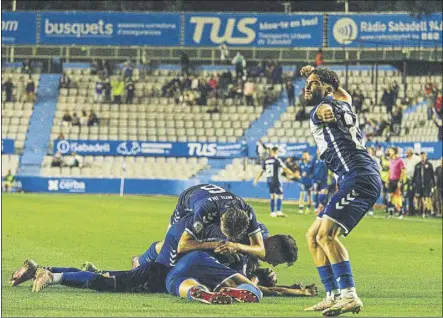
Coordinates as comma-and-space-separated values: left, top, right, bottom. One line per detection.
301, 66, 382, 316
298, 151, 314, 214
312, 148, 329, 215
253, 147, 298, 217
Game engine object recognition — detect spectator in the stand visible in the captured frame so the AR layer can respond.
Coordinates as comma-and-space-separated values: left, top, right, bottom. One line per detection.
125, 78, 135, 104
243, 79, 256, 107
232, 51, 246, 79
2, 170, 15, 193
424, 77, 434, 98
191, 76, 200, 90
219, 43, 229, 64
122, 59, 133, 80
111, 78, 124, 104
315, 48, 324, 67
80, 110, 88, 126
197, 79, 210, 106
103, 60, 111, 78
218, 71, 230, 103
434, 89, 442, 118
26, 77, 35, 102
15, 76, 25, 102
67, 152, 82, 168
391, 105, 403, 136
61, 110, 72, 127
91, 59, 99, 75
103, 77, 112, 103
180, 51, 190, 76
59, 72, 71, 89
87, 110, 99, 127
182, 91, 196, 106
57, 132, 65, 140
432, 114, 443, 141
351, 87, 365, 113
285, 80, 295, 107
71, 112, 80, 126
22, 59, 32, 75
413, 152, 435, 218
94, 78, 104, 103
208, 75, 218, 94
233, 79, 244, 105
391, 81, 399, 102
271, 63, 283, 85
2, 77, 14, 102
51, 152, 63, 168
381, 86, 394, 114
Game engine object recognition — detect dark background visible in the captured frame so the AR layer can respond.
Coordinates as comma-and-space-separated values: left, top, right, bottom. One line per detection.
1, 0, 442, 15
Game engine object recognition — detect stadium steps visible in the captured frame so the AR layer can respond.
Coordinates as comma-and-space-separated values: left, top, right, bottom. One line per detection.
18, 74, 61, 176
191, 158, 233, 183
243, 78, 305, 144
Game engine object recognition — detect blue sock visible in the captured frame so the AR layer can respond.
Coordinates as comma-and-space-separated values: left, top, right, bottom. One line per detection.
187, 285, 207, 301
47, 267, 81, 273
313, 192, 319, 208
270, 198, 275, 212
276, 198, 282, 212
237, 283, 263, 301
317, 265, 339, 293
331, 261, 355, 290
139, 241, 160, 266
61, 271, 100, 288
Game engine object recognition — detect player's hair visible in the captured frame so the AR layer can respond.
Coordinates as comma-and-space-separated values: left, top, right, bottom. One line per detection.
391, 146, 399, 155
271, 147, 279, 153
264, 234, 298, 266
221, 207, 250, 239
310, 68, 340, 91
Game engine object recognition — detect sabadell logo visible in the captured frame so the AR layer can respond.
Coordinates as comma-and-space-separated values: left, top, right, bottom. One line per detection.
333, 17, 358, 45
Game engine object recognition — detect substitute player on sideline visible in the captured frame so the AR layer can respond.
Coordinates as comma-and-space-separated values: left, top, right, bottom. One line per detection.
253, 147, 298, 217
301, 66, 382, 316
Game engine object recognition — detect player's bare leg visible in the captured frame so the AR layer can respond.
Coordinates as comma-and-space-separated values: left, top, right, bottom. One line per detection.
316, 218, 363, 316
304, 218, 340, 311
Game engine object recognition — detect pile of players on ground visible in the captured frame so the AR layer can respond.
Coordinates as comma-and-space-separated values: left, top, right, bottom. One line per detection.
9, 184, 318, 306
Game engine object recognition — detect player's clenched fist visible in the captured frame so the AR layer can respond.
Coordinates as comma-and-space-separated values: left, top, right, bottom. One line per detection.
317, 104, 336, 123
300, 65, 315, 77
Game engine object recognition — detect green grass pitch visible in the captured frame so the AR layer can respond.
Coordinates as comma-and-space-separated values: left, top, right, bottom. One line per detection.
2, 193, 442, 317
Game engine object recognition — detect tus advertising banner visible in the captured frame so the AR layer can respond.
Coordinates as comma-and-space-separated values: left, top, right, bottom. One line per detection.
39, 12, 181, 46
328, 13, 442, 47
1, 12, 37, 44
184, 13, 323, 47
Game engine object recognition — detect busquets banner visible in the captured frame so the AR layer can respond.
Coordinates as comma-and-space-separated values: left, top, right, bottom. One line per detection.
1, 139, 15, 154
1, 12, 37, 44
184, 13, 323, 47
39, 12, 181, 46
53, 139, 247, 158
328, 13, 442, 48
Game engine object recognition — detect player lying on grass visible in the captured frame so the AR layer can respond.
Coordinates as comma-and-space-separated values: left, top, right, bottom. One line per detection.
168, 184, 265, 261
10, 218, 317, 301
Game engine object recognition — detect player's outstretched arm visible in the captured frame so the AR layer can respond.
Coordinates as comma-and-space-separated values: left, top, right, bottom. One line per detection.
253, 170, 264, 186
283, 167, 299, 180
333, 86, 352, 105
258, 284, 318, 297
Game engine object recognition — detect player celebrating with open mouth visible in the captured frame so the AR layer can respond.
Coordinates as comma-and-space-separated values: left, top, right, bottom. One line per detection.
301, 66, 382, 316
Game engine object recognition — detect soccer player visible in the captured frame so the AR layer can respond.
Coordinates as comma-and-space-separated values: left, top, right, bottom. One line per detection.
312, 149, 329, 215
412, 152, 435, 218
301, 65, 382, 316
167, 184, 266, 261
253, 147, 298, 217
404, 148, 421, 216
386, 147, 406, 218
435, 157, 443, 217
298, 151, 314, 214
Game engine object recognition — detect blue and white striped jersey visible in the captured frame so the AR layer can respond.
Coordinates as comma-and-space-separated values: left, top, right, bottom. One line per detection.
309, 96, 379, 177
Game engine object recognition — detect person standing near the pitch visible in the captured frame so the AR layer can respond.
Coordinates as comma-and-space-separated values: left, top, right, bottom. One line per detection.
254, 147, 298, 217
301, 65, 382, 316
